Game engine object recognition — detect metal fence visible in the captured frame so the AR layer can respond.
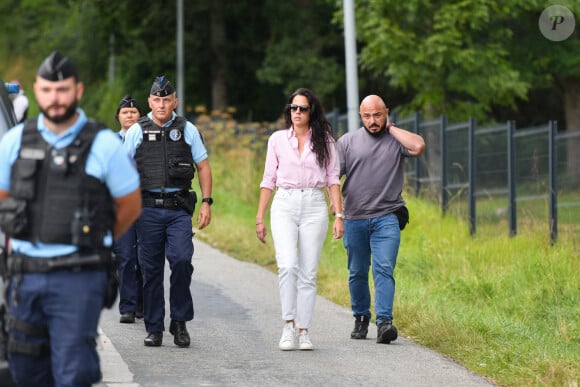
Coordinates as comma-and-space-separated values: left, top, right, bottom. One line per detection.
326, 110, 580, 243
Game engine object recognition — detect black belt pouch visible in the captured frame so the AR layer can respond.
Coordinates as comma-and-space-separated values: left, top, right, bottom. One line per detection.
175, 191, 197, 215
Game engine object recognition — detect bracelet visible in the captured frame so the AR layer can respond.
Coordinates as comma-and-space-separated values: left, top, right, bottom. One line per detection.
256, 221, 264, 225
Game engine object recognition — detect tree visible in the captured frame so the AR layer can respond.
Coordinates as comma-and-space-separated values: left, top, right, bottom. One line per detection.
351, 0, 579, 181
256, 0, 346, 112
525, 4, 580, 182
351, 0, 544, 121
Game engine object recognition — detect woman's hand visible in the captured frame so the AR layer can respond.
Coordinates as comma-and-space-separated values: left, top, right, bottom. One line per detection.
256, 221, 267, 243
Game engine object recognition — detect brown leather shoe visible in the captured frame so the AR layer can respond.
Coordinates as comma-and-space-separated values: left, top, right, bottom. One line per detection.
144, 332, 163, 347
169, 320, 190, 347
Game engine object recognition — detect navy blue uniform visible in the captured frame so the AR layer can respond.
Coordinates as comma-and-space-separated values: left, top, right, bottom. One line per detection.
0, 110, 140, 386
124, 110, 208, 337
113, 224, 143, 316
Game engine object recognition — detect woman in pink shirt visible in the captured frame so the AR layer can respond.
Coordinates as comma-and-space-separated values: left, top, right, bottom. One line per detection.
256, 88, 344, 351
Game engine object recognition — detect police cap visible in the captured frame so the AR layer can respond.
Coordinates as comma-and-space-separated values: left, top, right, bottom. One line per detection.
150, 76, 175, 97
37, 50, 78, 81
115, 95, 142, 121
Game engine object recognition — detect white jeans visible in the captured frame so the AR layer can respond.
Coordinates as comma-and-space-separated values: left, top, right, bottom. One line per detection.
270, 188, 329, 329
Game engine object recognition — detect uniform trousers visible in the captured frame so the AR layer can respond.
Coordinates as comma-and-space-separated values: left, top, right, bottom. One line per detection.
270, 188, 328, 329
8, 269, 107, 387
136, 207, 194, 334
113, 223, 143, 315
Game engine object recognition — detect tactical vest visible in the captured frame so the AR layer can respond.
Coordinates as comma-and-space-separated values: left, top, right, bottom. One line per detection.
134, 116, 195, 191
8, 118, 115, 250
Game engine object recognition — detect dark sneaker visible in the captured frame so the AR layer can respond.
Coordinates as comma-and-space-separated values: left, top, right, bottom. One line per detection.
376, 320, 398, 344
351, 315, 370, 339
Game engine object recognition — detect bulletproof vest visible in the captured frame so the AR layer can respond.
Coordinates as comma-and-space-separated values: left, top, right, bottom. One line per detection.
8, 118, 115, 250
134, 116, 195, 191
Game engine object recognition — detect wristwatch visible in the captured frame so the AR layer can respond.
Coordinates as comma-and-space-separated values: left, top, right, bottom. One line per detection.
335, 212, 344, 219
202, 197, 214, 205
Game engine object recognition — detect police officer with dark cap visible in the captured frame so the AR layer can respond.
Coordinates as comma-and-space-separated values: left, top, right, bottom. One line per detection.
124, 75, 213, 347
116, 95, 142, 140
114, 95, 144, 323
0, 50, 142, 385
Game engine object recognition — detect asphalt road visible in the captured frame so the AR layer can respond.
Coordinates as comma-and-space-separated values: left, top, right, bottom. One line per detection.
96, 240, 494, 387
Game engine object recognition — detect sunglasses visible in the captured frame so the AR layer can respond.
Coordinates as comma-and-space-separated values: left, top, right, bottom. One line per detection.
289, 104, 310, 113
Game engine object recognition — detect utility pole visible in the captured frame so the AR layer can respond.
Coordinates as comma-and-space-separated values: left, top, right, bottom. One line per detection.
108, 33, 115, 85
343, 0, 359, 132
176, 0, 184, 116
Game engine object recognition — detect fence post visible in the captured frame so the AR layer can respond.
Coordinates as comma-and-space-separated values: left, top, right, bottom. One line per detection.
549, 120, 558, 244
468, 118, 476, 236
508, 120, 517, 237
441, 115, 448, 215
414, 112, 422, 197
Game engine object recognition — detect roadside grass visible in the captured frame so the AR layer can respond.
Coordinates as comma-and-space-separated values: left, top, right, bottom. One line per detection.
196, 142, 579, 387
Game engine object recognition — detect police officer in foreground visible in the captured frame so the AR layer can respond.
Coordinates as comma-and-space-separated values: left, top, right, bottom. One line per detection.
0, 51, 142, 386
114, 95, 144, 323
124, 76, 213, 348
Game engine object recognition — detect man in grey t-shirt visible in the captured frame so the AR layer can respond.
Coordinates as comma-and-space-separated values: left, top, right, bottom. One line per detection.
336, 95, 425, 344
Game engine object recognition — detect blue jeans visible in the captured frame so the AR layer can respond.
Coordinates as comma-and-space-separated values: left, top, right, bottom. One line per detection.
343, 213, 400, 324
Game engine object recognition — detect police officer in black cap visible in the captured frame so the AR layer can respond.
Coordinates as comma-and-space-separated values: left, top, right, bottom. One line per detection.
114, 95, 144, 323
124, 76, 213, 347
116, 95, 142, 140
0, 50, 142, 385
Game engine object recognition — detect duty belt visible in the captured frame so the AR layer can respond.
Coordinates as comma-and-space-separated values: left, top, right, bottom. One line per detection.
6, 253, 109, 275
142, 190, 186, 209
142, 190, 188, 199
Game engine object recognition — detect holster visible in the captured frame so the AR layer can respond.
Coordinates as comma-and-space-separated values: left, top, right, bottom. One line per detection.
175, 191, 197, 216
0, 244, 6, 280
0, 307, 17, 387
103, 252, 119, 309
0, 303, 7, 361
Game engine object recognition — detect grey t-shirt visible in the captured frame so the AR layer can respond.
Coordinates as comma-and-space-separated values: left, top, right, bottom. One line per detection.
336, 127, 410, 220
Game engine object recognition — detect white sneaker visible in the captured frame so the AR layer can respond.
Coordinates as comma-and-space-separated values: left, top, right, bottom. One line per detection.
298, 331, 313, 350
279, 323, 296, 350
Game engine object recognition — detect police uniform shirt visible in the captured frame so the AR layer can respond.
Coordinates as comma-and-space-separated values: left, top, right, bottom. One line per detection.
123, 111, 207, 192
0, 108, 141, 258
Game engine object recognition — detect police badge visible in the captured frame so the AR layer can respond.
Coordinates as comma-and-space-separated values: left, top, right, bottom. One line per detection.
169, 129, 182, 141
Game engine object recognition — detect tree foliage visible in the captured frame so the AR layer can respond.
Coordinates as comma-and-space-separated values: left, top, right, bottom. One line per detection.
256, 0, 346, 107
349, 0, 579, 127
0, 0, 576, 130
353, 0, 528, 121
